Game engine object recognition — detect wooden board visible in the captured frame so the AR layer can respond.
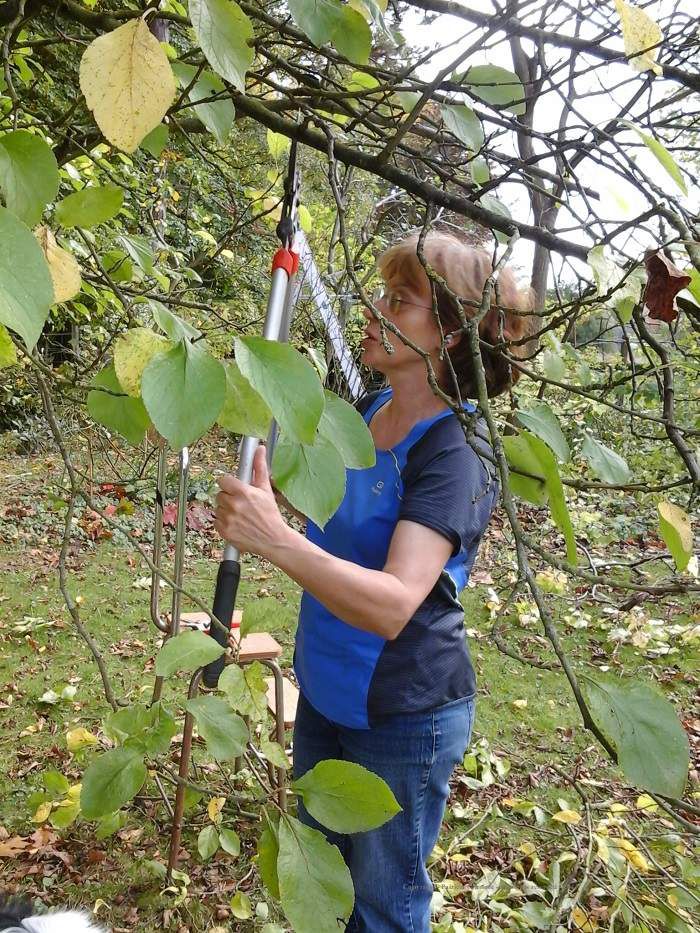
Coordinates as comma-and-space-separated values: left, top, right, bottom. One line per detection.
265, 676, 299, 729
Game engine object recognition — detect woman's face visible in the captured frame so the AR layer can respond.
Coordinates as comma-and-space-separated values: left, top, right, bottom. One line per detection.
360, 272, 444, 376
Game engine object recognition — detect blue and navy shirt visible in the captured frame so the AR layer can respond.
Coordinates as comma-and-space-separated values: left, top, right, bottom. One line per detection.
294, 387, 498, 729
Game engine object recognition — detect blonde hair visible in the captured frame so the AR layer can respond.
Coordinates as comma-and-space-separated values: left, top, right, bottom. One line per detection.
378, 231, 533, 397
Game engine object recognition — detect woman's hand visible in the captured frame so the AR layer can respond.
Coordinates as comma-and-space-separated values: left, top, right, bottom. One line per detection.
214, 445, 291, 558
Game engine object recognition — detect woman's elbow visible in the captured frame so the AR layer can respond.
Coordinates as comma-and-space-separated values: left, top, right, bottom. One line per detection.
377, 599, 415, 641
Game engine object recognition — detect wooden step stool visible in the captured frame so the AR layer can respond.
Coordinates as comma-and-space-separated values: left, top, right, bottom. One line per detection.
265, 675, 299, 730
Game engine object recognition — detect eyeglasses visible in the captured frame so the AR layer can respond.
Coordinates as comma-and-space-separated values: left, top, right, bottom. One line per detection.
370, 286, 433, 312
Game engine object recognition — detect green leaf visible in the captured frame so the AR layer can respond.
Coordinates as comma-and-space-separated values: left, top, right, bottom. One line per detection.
257, 813, 280, 899
219, 826, 241, 856
657, 501, 693, 572
292, 759, 401, 833
141, 340, 226, 449
173, 63, 235, 144
86, 363, 150, 446
461, 65, 526, 115
613, 267, 646, 323
230, 891, 252, 919
318, 390, 375, 469
155, 629, 225, 677
478, 193, 513, 243
114, 327, 170, 397
238, 596, 296, 639
218, 359, 272, 438
95, 811, 127, 840
42, 770, 70, 798
49, 796, 81, 830
102, 249, 133, 283
502, 433, 548, 505
583, 678, 689, 796
581, 434, 631, 485
440, 104, 484, 151
198, 824, 219, 860
236, 337, 324, 444
277, 815, 354, 933
143, 702, 178, 756
106, 702, 177, 757
0, 324, 17, 369
470, 156, 490, 186
622, 122, 687, 196
516, 402, 570, 462
541, 348, 566, 382
503, 431, 577, 563
219, 661, 268, 721
267, 129, 290, 162
150, 301, 200, 342
54, 185, 124, 228
272, 434, 346, 529
104, 704, 150, 745
117, 234, 154, 275
186, 695, 248, 761
587, 245, 617, 295
0, 130, 60, 226
288, 0, 372, 64
260, 735, 290, 770
81, 747, 147, 819
0, 206, 53, 351
189, 0, 254, 92
518, 901, 556, 929
140, 123, 170, 157
396, 91, 421, 113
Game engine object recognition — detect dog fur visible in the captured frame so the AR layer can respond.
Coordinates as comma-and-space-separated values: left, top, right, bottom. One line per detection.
0, 897, 106, 932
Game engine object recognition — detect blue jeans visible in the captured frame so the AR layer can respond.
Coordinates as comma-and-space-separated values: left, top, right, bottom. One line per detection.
293, 692, 475, 933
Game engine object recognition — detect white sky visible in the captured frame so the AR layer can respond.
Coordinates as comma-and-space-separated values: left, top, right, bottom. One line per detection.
399, 0, 697, 284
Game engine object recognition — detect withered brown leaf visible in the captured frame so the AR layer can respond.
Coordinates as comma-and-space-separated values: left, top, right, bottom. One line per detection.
643, 250, 691, 322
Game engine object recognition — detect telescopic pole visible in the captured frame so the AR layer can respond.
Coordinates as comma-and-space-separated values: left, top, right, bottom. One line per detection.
202, 142, 300, 688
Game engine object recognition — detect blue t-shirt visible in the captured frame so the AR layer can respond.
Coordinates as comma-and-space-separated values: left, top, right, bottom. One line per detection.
293, 387, 498, 729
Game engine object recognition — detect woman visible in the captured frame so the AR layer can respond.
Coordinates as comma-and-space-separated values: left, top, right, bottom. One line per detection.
215, 231, 531, 932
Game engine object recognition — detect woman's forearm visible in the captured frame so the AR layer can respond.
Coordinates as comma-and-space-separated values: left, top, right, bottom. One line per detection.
263, 525, 411, 640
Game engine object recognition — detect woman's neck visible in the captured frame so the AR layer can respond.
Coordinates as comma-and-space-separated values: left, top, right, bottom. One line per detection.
382, 374, 449, 427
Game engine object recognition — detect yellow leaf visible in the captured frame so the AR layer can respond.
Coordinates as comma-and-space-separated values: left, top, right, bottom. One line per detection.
594, 833, 610, 864
512, 698, 528, 709
552, 809, 582, 824
114, 327, 169, 397
635, 794, 658, 813
79, 18, 176, 152
609, 802, 629, 814
519, 841, 537, 857
32, 802, 52, 823
612, 838, 650, 872
66, 727, 99, 752
614, 0, 663, 76
571, 906, 597, 931
34, 226, 82, 303
207, 796, 226, 824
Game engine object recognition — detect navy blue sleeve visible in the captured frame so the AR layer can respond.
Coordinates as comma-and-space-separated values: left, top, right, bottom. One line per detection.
398, 419, 498, 556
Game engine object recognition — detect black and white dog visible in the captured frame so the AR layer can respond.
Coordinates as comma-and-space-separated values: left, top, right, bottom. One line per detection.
0, 897, 106, 932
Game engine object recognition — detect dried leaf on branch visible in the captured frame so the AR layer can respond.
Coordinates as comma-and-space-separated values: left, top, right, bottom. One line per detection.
643, 250, 691, 322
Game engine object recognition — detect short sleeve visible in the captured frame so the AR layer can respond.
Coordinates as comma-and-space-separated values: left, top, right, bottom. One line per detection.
398, 422, 498, 556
